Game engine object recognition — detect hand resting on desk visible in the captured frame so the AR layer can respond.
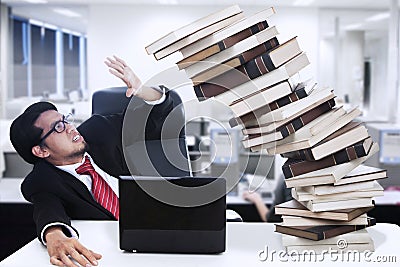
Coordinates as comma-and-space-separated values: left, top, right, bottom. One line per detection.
45, 226, 101, 267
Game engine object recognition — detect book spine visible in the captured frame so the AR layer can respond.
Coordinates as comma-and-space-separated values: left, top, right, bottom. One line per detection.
219, 21, 269, 51
276, 98, 335, 139
282, 138, 369, 178
230, 87, 308, 127
281, 138, 370, 162
193, 37, 279, 101
323, 218, 375, 239
180, 21, 269, 67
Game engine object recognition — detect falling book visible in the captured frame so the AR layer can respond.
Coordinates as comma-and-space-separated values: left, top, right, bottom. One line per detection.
274, 199, 373, 221
249, 99, 336, 152
275, 217, 376, 241
282, 135, 373, 162
230, 80, 294, 118
185, 26, 280, 79
243, 87, 335, 132
283, 142, 379, 188
192, 36, 280, 87
180, 7, 276, 59
154, 13, 245, 60
264, 107, 362, 154
178, 21, 269, 69
229, 86, 308, 128
281, 130, 371, 179
145, 4, 242, 55
333, 165, 387, 186
243, 98, 335, 149
214, 53, 310, 105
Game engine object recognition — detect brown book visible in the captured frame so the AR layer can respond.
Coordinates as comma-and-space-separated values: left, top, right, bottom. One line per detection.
193, 36, 280, 98
282, 136, 373, 162
275, 217, 376, 241
281, 126, 371, 179
185, 26, 279, 80
274, 199, 373, 221
229, 87, 308, 127
177, 21, 269, 69
214, 53, 310, 106
243, 88, 335, 134
249, 98, 336, 152
191, 36, 280, 86
244, 98, 335, 149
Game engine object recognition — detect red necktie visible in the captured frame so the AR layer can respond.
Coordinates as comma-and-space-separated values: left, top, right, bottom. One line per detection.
75, 156, 119, 220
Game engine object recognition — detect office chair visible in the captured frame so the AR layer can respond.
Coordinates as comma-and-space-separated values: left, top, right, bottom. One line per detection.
92, 86, 192, 177
92, 87, 243, 222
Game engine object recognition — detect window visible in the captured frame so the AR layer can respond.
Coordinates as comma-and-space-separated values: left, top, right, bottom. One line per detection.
11, 16, 86, 99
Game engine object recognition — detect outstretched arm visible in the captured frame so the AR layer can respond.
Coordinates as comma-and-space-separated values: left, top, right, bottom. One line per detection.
104, 55, 162, 101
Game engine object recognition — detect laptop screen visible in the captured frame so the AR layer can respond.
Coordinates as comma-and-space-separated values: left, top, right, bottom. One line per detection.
119, 176, 226, 231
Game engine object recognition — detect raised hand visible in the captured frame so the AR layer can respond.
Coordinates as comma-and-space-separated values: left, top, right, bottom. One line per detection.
104, 55, 142, 97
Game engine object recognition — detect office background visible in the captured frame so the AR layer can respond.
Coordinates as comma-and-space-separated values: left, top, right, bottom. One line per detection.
1, 0, 400, 261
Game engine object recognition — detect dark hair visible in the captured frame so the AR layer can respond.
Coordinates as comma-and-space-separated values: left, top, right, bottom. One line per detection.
10, 102, 57, 164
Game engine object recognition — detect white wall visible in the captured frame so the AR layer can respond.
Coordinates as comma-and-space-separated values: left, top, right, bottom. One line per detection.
86, 4, 320, 118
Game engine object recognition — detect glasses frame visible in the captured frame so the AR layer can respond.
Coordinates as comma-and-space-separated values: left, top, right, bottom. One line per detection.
39, 113, 74, 145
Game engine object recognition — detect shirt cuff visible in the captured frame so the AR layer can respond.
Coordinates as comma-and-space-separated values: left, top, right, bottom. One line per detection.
144, 86, 166, 105
41, 222, 79, 246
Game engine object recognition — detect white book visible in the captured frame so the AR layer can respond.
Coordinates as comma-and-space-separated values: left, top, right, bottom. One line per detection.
243, 106, 345, 136
153, 13, 245, 60
301, 197, 374, 212
284, 142, 379, 188
215, 53, 310, 105
292, 182, 384, 202
145, 5, 242, 55
333, 165, 387, 186
243, 87, 335, 127
282, 215, 369, 227
242, 131, 283, 148
302, 180, 377, 196
184, 26, 280, 78
230, 81, 293, 117
265, 107, 362, 154
180, 7, 276, 58
250, 106, 359, 153
282, 229, 371, 246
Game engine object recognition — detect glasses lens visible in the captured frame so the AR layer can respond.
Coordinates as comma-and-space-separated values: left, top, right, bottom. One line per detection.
54, 121, 65, 133
65, 113, 74, 124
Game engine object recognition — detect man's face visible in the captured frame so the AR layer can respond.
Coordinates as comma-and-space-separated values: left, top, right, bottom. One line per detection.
34, 110, 87, 165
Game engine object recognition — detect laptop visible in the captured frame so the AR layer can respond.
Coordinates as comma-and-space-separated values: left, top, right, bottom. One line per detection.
118, 176, 226, 254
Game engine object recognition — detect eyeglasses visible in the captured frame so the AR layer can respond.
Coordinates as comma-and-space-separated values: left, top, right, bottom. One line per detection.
39, 113, 74, 144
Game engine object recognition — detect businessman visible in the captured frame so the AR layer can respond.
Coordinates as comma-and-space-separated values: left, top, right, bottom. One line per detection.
10, 56, 173, 267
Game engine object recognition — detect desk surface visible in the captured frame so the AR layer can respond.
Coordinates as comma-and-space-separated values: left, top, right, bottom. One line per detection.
1, 222, 400, 267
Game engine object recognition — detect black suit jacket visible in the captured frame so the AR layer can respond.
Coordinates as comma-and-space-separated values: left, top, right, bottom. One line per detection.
21, 92, 174, 242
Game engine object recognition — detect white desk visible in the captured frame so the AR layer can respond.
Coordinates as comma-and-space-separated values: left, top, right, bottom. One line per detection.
1, 222, 400, 267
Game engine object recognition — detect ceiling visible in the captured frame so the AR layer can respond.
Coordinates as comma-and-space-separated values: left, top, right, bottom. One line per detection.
2, 0, 394, 34
1, 0, 396, 8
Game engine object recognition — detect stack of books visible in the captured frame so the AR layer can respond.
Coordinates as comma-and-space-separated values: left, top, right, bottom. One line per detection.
145, 5, 387, 254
